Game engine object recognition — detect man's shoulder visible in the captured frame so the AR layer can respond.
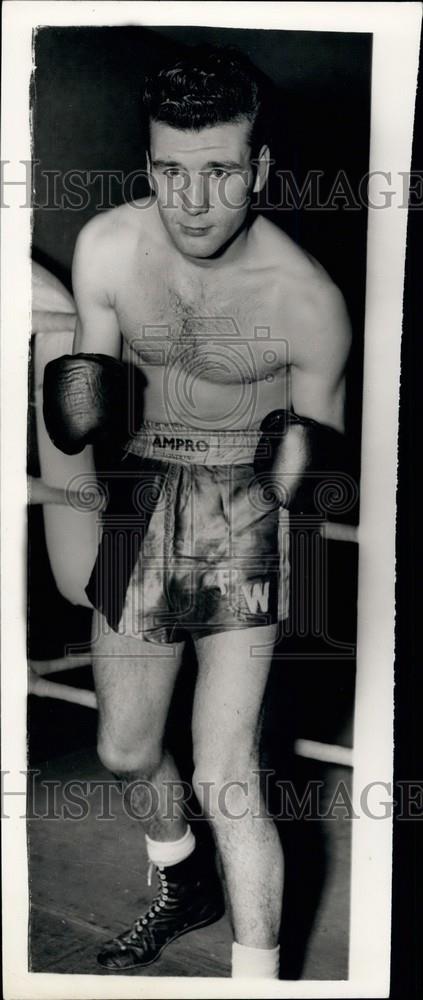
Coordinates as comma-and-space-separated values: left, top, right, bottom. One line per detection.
253, 215, 331, 287
254, 216, 350, 356
74, 198, 161, 259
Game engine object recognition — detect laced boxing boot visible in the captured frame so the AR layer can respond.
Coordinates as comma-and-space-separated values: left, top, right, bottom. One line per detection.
97, 848, 225, 970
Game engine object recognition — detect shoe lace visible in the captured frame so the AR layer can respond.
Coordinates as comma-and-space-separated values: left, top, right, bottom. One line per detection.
115, 865, 169, 951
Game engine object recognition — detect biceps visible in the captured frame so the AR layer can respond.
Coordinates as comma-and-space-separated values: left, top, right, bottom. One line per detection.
72, 300, 121, 357
291, 366, 346, 432
71, 227, 122, 357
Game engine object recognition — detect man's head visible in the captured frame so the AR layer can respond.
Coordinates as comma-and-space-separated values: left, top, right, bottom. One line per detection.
142, 46, 272, 259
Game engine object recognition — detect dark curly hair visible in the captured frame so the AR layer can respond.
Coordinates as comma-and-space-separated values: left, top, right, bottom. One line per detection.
143, 45, 271, 154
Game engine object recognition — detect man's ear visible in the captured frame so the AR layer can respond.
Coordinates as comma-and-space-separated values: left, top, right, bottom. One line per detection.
146, 151, 155, 192
252, 144, 271, 195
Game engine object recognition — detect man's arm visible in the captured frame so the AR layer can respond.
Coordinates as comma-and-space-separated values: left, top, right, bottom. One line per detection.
290, 282, 351, 434
71, 217, 122, 357
42, 219, 126, 455
258, 282, 351, 509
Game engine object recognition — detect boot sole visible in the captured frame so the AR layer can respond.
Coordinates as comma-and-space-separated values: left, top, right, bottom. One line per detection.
98, 905, 226, 972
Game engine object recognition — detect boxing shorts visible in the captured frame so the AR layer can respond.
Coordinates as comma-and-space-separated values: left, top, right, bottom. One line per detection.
85, 421, 290, 644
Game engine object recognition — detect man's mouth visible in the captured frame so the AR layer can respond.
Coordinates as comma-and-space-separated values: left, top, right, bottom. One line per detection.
180, 224, 212, 236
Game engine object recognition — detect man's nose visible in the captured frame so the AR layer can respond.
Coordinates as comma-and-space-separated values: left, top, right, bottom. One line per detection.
181, 174, 210, 214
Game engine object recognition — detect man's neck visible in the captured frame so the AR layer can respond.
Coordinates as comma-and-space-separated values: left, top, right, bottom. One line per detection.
160, 208, 257, 273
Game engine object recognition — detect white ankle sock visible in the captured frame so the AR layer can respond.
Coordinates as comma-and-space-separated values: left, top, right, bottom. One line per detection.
145, 825, 196, 867
231, 941, 280, 979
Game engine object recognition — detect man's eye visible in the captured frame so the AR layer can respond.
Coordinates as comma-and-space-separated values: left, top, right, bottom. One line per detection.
209, 168, 228, 179
164, 169, 184, 178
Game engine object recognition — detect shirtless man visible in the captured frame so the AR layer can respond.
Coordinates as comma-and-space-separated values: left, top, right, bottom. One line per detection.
43, 47, 351, 978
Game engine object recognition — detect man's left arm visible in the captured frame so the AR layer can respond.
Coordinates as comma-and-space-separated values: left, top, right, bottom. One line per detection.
258, 283, 352, 509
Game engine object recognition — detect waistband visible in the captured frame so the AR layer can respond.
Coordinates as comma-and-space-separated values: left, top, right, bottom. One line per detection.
125, 420, 262, 466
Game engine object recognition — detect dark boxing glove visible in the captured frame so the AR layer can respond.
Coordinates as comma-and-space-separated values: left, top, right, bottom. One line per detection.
254, 408, 343, 514
43, 353, 126, 455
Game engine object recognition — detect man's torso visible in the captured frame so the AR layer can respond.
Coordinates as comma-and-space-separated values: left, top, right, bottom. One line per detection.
91, 200, 330, 431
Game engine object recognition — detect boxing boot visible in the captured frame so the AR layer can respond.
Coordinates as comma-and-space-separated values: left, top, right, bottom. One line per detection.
97, 848, 225, 970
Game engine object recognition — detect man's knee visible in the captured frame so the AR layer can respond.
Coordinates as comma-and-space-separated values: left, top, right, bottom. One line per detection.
97, 731, 162, 779
192, 745, 258, 820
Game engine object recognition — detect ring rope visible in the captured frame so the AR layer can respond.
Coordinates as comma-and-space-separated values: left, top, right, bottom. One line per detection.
29, 474, 358, 542
29, 669, 353, 766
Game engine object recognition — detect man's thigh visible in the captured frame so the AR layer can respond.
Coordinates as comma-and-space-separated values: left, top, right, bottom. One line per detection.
91, 610, 184, 748
192, 623, 277, 767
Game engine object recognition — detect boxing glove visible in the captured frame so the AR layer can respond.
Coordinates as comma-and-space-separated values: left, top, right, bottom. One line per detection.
254, 408, 343, 514
43, 353, 126, 455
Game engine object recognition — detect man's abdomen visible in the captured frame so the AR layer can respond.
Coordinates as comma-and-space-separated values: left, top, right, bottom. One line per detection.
135, 362, 290, 433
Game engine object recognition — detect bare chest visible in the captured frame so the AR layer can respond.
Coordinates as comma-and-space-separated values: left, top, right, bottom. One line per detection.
115, 269, 288, 384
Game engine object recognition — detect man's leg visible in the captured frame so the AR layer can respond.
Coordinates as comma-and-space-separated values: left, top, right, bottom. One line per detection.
92, 609, 224, 970
92, 609, 186, 841
192, 623, 283, 976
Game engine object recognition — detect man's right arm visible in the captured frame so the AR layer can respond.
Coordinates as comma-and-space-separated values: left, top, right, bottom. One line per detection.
43, 220, 126, 455
71, 217, 122, 357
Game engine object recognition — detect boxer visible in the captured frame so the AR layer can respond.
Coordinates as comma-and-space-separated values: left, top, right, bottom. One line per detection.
44, 45, 351, 977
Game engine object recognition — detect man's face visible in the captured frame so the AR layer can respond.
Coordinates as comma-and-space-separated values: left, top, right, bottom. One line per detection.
148, 118, 265, 259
